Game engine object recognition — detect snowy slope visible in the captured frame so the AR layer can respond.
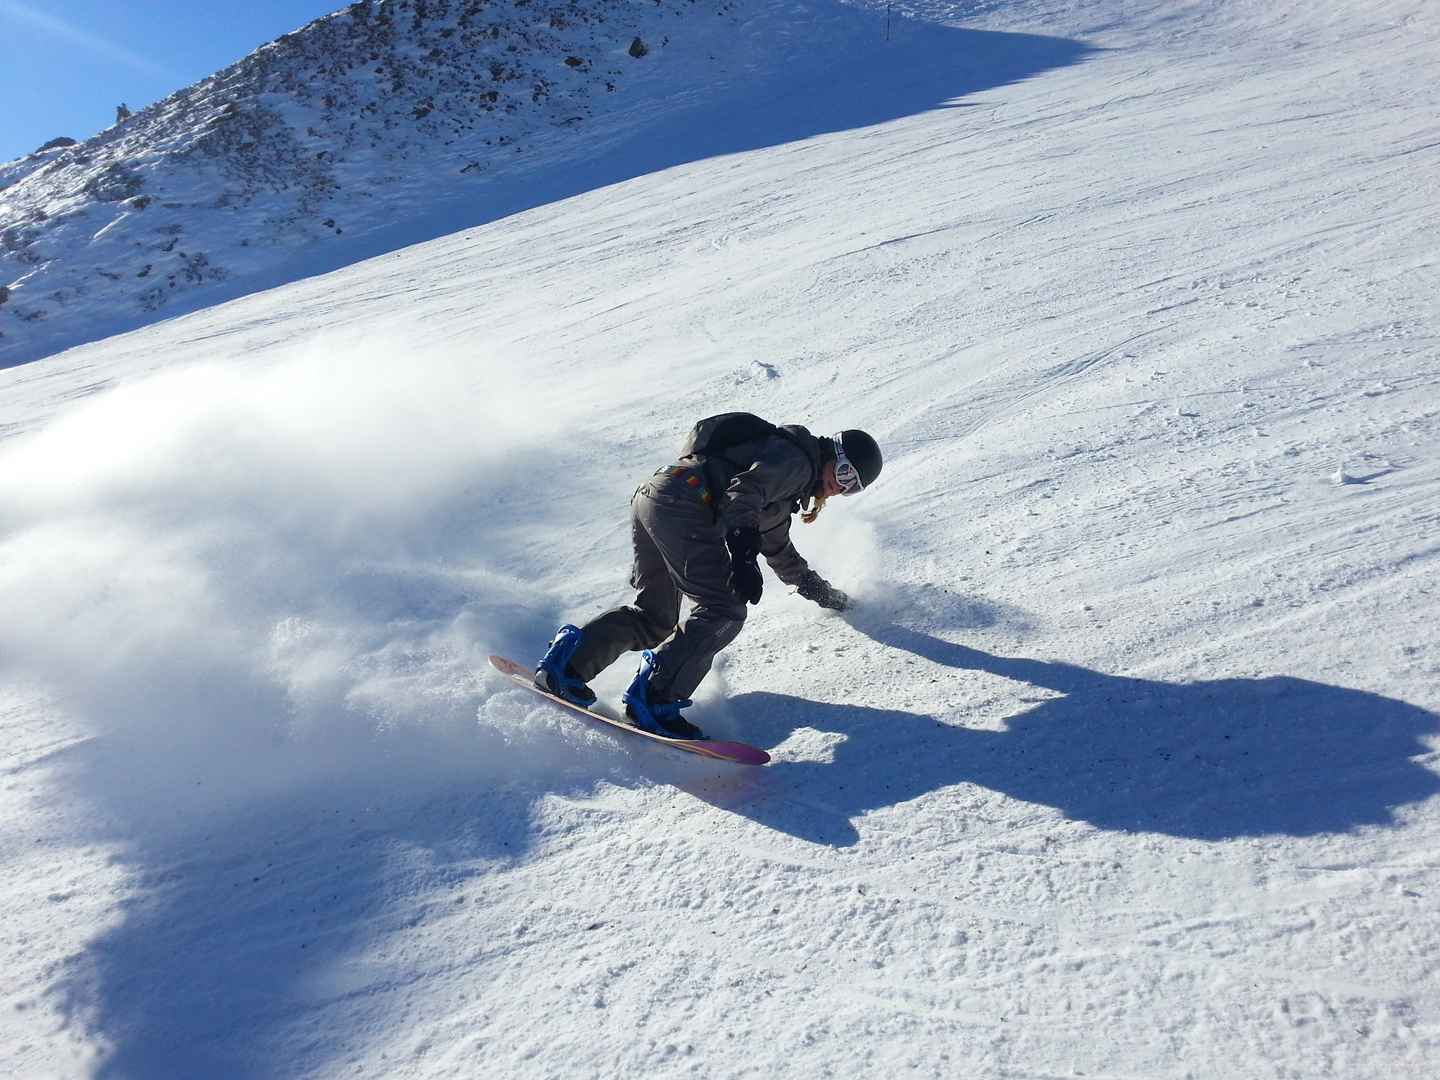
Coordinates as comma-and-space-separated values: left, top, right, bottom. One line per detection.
2, 0, 1440, 1077
0, 0, 735, 366
0, 0, 1002, 370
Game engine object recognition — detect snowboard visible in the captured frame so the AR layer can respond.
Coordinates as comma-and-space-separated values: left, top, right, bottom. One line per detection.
488, 655, 770, 766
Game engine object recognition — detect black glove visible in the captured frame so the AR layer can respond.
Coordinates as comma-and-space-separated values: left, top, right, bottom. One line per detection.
726, 527, 763, 605
797, 570, 851, 611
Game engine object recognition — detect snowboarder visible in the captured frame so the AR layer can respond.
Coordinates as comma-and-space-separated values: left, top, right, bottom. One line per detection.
535, 414, 882, 739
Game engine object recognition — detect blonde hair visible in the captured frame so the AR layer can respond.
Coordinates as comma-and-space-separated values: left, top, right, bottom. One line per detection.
801, 493, 828, 525
801, 441, 836, 524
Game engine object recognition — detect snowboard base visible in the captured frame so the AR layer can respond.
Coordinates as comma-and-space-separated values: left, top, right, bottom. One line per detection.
488, 655, 770, 766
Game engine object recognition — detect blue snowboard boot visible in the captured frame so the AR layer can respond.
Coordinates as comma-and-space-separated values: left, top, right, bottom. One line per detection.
623, 650, 703, 740
534, 624, 597, 707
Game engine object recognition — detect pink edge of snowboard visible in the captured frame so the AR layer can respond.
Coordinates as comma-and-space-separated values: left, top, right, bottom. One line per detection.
488, 655, 770, 766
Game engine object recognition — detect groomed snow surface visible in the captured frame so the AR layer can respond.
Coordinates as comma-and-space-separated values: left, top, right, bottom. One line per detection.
3, 1, 1439, 1076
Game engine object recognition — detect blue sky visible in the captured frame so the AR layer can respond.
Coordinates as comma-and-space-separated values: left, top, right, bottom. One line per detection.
0, 0, 340, 162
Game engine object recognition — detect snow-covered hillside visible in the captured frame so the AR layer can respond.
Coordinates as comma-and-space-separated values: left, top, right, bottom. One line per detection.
2, 0, 1439, 1077
0, 0, 1015, 369
1, 0, 732, 365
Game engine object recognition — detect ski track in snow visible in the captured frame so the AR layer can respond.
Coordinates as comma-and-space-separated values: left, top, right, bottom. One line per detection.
3, 1, 1440, 1077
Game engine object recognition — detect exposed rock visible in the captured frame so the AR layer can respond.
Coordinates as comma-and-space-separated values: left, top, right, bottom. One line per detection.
82, 163, 144, 202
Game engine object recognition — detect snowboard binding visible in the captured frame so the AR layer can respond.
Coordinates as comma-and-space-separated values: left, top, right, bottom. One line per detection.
623, 650, 703, 740
534, 624, 597, 707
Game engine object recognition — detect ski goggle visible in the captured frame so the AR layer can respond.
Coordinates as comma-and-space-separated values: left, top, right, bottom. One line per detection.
831, 434, 865, 495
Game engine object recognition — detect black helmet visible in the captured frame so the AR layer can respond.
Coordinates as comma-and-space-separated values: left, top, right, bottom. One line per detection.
832, 429, 883, 491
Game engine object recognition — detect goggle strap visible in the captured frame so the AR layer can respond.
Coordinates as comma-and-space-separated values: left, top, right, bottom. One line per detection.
831, 433, 863, 493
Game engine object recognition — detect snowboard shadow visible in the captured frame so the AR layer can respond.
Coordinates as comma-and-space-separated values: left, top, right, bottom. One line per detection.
694, 608, 1440, 847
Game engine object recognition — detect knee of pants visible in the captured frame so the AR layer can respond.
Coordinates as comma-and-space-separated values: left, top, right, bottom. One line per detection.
635, 606, 678, 647
690, 602, 748, 634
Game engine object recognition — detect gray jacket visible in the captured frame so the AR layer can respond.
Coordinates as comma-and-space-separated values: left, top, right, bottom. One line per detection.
685, 425, 823, 587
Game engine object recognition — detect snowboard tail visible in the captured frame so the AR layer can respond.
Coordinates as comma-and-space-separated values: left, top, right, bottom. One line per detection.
488, 655, 770, 766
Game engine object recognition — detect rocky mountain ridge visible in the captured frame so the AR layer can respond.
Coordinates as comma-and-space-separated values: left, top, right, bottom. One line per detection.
0, 0, 756, 365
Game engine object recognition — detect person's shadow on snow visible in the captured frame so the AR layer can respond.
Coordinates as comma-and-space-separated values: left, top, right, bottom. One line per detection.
694, 587, 1440, 846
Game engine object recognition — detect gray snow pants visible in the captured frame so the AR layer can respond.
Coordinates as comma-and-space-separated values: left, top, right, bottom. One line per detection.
568, 467, 747, 702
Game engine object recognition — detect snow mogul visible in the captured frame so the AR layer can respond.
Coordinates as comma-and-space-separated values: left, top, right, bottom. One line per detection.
534, 413, 883, 739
